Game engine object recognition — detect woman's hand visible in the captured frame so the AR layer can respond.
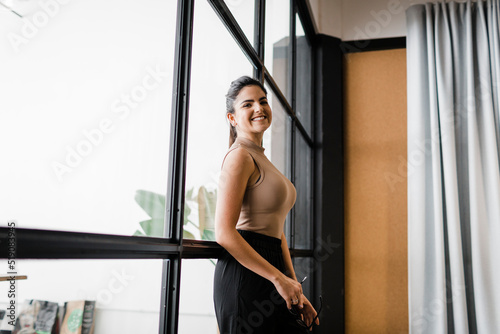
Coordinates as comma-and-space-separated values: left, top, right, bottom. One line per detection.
272, 274, 305, 310
297, 295, 320, 330
273, 275, 320, 330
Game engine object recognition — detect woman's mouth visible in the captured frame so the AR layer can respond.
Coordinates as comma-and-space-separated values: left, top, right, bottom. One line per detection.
252, 116, 266, 121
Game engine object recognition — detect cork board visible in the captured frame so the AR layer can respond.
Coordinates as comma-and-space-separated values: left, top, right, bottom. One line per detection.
344, 49, 408, 333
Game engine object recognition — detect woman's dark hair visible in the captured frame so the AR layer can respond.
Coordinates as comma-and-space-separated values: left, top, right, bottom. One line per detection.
226, 76, 268, 147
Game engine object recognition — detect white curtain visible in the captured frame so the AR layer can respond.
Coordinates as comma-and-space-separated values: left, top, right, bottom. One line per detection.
407, 1, 500, 333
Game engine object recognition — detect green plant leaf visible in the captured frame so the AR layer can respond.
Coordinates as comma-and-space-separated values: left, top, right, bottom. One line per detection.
134, 190, 165, 219
198, 186, 217, 232
183, 230, 195, 239
139, 218, 165, 237
186, 187, 194, 200
183, 187, 196, 226
184, 202, 191, 217
201, 229, 215, 241
184, 219, 194, 227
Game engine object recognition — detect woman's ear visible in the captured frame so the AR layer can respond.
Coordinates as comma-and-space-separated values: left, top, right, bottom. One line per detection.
227, 113, 236, 126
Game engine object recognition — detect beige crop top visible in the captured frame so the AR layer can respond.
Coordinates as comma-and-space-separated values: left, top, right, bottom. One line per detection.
221, 136, 297, 239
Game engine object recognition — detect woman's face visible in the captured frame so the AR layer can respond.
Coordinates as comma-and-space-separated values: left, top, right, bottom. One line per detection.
228, 85, 272, 138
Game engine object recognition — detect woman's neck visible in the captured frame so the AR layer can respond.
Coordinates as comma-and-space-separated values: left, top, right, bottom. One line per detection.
237, 134, 264, 148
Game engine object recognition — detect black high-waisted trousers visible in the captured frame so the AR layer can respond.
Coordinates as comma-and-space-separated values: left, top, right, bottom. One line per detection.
213, 230, 307, 334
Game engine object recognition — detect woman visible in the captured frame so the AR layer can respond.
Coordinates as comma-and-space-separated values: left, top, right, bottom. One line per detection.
213, 76, 319, 333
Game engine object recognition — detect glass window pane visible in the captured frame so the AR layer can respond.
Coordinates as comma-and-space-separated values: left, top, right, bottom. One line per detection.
224, 0, 255, 47
265, 0, 290, 102
295, 13, 313, 135
0, 259, 163, 333
178, 259, 218, 333
0, 0, 177, 237
263, 84, 291, 178
263, 82, 292, 239
293, 257, 314, 302
294, 132, 312, 249
184, 0, 253, 241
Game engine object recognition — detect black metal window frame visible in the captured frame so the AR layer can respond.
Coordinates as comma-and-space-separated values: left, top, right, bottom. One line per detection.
0, 1, 318, 333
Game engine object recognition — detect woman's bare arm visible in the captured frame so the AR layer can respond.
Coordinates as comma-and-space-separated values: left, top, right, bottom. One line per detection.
281, 234, 319, 328
215, 147, 302, 309
281, 233, 319, 328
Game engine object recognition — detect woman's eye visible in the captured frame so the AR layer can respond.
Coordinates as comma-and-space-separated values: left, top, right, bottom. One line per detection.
261, 100, 268, 105
243, 103, 251, 108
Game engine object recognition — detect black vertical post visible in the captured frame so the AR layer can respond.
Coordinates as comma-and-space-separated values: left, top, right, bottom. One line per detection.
314, 34, 344, 334
290, 1, 297, 109
289, 0, 297, 249
160, 0, 194, 332
254, 0, 265, 81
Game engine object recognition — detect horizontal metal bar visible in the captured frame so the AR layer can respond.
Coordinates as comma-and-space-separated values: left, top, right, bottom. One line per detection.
289, 249, 314, 257
181, 239, 223, 259
181, 238, 313, 259
340, 37, 406, 54
0, 227, 180, 259
182, 240, 314, 259
0, 227, 314, 260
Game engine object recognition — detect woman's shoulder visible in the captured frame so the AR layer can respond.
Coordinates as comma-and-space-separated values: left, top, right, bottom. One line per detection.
220, 144, 255, 171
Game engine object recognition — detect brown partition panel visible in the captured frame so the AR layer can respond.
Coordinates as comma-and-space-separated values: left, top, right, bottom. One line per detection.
344, 49, 408, 334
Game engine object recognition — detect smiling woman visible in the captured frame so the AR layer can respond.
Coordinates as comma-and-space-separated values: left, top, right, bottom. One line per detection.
0, 0, 321, 332
225, 76, 271, 147
212, 76, 319, 333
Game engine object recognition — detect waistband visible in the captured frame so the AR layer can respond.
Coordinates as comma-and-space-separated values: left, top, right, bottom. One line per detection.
237, 229, 282, 251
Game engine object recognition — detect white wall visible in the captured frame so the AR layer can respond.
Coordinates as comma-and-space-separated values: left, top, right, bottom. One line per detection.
308, 0, 431, 40
308, 0, 343, 38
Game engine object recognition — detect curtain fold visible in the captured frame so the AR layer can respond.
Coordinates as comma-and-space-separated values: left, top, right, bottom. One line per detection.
407, 1, 500, 333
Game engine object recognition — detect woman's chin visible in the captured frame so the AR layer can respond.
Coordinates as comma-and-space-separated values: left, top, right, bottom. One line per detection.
254, 121, 271, 131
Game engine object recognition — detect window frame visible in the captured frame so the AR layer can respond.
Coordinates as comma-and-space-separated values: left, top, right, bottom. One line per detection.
0, 1, 318, 333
